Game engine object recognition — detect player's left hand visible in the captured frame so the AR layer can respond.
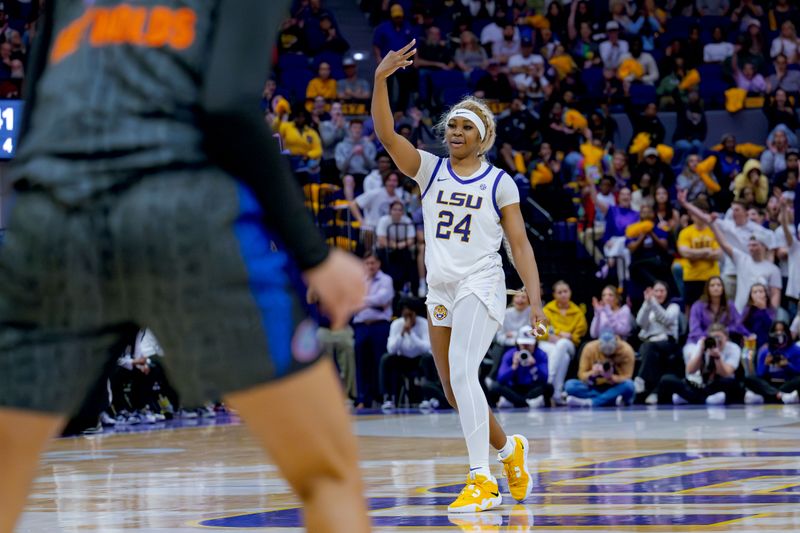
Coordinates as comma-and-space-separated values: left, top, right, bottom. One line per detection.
530, 305, 548, 337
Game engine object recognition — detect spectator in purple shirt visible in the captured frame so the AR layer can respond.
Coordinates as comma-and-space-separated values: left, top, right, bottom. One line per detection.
744, 321, 800, 404
590, 285, 633, 340
353, 251, 395, 408
684, 276, 748, 361
587, 180, 639, 284
491, 325, 553, 408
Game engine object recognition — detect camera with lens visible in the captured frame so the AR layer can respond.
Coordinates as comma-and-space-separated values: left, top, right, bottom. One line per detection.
768, 332, 788, 352
518, 350, 532, 362
602, 361, 612, 372
704, 337, 717, 351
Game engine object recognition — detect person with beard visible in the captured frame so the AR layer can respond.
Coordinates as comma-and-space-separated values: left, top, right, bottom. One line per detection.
565, 330, 636, 407
672, 89, 707, 164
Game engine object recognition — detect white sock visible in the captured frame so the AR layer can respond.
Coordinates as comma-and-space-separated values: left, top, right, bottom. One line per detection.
469, 465, 492, 480
498, 436, 515, 460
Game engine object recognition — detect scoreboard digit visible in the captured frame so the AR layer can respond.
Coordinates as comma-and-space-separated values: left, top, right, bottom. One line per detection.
0, 100, 22, 160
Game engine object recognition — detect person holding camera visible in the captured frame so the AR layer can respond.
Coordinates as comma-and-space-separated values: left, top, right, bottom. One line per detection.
564, 330, 636, 407
744, 321, 800, 404
492, 325, 553, 409
380, 299, 431, 411
657, 323, 744, 405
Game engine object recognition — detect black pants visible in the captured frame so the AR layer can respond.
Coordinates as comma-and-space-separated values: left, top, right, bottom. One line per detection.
636, 339, 682, 400
491, 382, 553, 408
744, 375, 800, 403
657, 375, 744, 405
418, 353, 448, 407
379, 353, 425, 404
354, 320, 392, 406
111, 359, 180, 414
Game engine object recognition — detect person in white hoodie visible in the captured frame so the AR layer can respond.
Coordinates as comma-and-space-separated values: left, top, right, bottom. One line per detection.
380, 299, 431, 410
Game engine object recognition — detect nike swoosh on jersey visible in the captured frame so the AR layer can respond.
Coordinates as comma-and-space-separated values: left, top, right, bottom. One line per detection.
437, 177, 449, 182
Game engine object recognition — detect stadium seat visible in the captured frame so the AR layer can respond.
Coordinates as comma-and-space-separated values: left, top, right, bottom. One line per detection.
699, 77, 728, 109
629, 84, 657, 107
279, 67, 315, 103
468, 68, 488, 89
429, 70, 469, 107
278, 53, 311, 72
580, 66, 603, 93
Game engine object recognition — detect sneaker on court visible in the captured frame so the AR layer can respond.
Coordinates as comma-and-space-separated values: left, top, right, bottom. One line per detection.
782, 390, 800, 404
448, 472, 503, 513
496, 396, 514, 409
705, 391, 726, 405
615, 395, 626, 407
672, 393, 689, 405
381, 400, 395, 412
418, 280, 428, 298
745, 390, 765, 405
82, 423, 103, 435
140, 410, 157, 424
99, 412, 117, 426
526, 395, 545, 409
498, 434, 533, 503
645, 393, 658, 405
177, 408, 198, 419
634, 376, 645, 394
447, 511, 502, 531
566, 395, 592, 408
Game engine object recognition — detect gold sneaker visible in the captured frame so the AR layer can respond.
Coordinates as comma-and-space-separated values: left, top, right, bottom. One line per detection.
447, 472, 503, 513
498, 435, 533, 502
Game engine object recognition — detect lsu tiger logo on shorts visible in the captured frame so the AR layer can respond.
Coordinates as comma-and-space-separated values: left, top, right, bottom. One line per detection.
433, 305, 448, 321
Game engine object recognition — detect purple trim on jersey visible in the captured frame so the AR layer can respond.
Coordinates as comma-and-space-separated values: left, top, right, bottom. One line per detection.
491, 169, 507, 218
446, 159, 493, 184
420, 157, 443, 200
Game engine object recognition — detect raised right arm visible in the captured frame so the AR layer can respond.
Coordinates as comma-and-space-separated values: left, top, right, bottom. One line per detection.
372, 40, 422, 178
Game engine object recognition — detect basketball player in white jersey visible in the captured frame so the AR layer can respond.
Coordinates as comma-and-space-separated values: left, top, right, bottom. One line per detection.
372, 40, 548, 513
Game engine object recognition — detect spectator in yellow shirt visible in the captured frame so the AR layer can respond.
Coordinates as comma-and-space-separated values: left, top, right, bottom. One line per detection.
306, 62, 337, 111
677, 197, 722, 310
278, 109, 322, 180
537, 280, 589, 404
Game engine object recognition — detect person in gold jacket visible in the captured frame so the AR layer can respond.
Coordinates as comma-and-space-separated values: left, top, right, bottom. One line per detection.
537, 280, 588, 404
564, 330, 636, 407
277, 109, 322, 179
733, 159, 769, 207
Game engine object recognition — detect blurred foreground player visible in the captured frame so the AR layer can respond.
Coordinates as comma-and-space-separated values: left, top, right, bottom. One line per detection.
0, 1, 370, 532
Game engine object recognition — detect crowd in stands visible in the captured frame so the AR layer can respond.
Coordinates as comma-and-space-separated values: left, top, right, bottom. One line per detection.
262, 0, 800, 410
0, 1, 36, 97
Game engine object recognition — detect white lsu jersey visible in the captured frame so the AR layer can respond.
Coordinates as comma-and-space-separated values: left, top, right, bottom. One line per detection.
413, 150, 520, 286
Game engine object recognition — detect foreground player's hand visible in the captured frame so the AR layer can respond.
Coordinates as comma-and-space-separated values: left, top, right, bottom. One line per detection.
530, 305, 548, 337
375, 40, 416, 81
305, 249, 367, 330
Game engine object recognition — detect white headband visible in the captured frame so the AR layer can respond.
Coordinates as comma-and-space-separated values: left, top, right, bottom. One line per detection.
447, 108, 486, 140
